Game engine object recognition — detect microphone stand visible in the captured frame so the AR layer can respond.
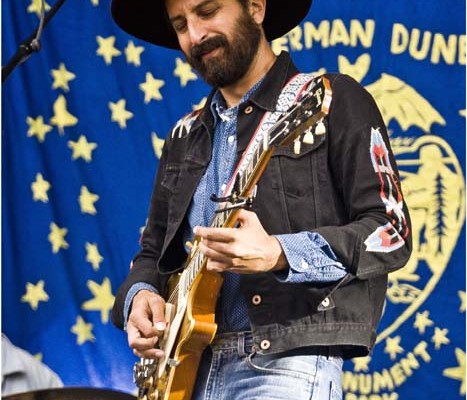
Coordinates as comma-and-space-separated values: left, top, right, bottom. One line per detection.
2, 0, 68, 84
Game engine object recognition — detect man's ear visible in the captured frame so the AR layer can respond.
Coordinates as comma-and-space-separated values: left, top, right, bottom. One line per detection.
249, 0, 266, 25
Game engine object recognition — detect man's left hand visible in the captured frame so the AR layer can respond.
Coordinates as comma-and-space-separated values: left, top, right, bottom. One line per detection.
193, 209, 288, 274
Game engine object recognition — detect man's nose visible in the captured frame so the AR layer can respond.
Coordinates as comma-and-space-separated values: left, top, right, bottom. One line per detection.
187, 19, 208, 45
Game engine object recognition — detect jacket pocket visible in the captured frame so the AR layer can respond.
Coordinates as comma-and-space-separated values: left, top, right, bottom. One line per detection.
256, 133, 325, 234
270, 131, 326, 197
160, 163, 183, 194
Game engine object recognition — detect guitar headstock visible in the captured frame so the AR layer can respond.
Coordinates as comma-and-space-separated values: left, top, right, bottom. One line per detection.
268, 75, 332, 149
227, 75, 333, 201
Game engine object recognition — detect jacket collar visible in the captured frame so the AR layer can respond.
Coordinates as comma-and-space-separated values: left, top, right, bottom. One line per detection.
248, 51, 298, 112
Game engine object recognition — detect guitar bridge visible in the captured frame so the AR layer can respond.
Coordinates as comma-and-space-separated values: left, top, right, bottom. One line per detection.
133, 358, 157, 387
134, 358, 164, 400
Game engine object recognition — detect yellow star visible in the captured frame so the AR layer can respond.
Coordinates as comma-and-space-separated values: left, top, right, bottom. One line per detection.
79, 186, 99, 215
108, 99, 133, 128
151, 132, 165, 159
125, 40, 145, 66
432, 327, 450, 349
85, 242, 104, 271
51, 62, 76, 92
71, 316, 95, 345
413, 310, 434, 335
352, 356, 371, 372
26, 116, 52, 142
50, 95, 78, 134
96, 35, 121, 65
90, 0, 99, 5
67, 135, 97, 162
173, 57, 197, 87
21, 280, 49, 310
31, 173, 51, 202
48, 222, 69, 253
459, 291, 466, 313
81, 278, 115, 324
443, 348, 466, 395
27, 0, 51, 17
384, 336, 404, 360
139, 72, 165, 103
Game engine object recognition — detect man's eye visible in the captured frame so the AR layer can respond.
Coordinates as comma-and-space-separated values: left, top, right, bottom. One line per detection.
199, 7, 218, 18
173, 22, 187, 32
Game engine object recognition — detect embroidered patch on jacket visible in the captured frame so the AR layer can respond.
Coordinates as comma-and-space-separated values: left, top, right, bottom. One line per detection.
171, 109, 201, 139
365, 127, 409, 252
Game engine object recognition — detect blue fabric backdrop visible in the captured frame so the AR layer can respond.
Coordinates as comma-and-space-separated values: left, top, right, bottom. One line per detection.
2, 1, 465, 398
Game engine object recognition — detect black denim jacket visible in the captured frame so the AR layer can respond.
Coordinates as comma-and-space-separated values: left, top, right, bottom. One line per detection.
112, 52, 412, 359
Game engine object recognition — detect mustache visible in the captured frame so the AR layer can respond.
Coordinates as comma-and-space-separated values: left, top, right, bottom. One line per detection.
190, 35, 228, 59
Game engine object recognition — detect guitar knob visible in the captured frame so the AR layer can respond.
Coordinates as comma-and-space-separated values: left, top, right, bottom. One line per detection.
293, 137, 301, 154
303, 128, 314, 144
315, 120, 326, 135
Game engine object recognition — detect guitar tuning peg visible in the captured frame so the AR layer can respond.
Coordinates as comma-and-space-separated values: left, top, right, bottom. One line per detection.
294, 137, 301, 154
315, 120, 326, 135
303, 128, 314, 144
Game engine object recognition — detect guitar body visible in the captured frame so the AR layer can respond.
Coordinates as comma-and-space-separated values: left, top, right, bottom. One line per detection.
163, 268, 224, 400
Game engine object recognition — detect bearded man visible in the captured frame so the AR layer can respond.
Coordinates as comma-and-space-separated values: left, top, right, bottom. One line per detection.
110, 0, 412, 399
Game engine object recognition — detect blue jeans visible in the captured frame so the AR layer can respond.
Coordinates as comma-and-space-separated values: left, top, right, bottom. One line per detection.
192, 332, 343, 400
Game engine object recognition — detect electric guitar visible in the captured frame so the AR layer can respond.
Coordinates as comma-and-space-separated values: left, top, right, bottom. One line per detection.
133, 75, 332, 400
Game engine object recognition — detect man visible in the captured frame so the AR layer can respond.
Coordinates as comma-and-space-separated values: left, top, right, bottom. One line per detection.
110, 0, 412, 399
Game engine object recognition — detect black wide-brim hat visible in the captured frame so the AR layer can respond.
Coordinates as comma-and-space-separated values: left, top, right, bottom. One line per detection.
111, 0, 313, 49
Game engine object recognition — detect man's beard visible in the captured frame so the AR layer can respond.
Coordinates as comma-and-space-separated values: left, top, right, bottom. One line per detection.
186, 10, 262, 88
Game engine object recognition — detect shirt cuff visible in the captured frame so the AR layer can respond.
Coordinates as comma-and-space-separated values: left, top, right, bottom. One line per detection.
123, 282, 158, 330
274, 232, 347, 284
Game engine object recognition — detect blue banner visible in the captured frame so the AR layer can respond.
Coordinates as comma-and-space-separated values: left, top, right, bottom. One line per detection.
2, 1, 465, 398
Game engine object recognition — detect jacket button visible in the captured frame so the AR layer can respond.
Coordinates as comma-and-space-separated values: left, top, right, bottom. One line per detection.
252, 294, 262, 305
260, 340, 271, 350
244, 105, 253, 114
321, 297, 330, 307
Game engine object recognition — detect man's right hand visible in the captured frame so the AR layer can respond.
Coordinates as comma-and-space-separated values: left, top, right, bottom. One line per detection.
126, 289, 167, 359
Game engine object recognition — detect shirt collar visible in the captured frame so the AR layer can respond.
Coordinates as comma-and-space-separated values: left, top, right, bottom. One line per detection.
210, 75, 265, 124
210, 90, 230, 124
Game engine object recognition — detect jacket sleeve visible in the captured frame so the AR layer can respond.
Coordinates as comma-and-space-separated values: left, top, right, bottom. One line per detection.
314, 74, 412, 280
111, 138, 172, 330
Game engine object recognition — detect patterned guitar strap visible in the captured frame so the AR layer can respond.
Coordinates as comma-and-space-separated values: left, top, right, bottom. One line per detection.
223, 71, 317, 196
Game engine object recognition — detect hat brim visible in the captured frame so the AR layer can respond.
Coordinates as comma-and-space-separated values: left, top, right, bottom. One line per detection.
111, 0, 312, 49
